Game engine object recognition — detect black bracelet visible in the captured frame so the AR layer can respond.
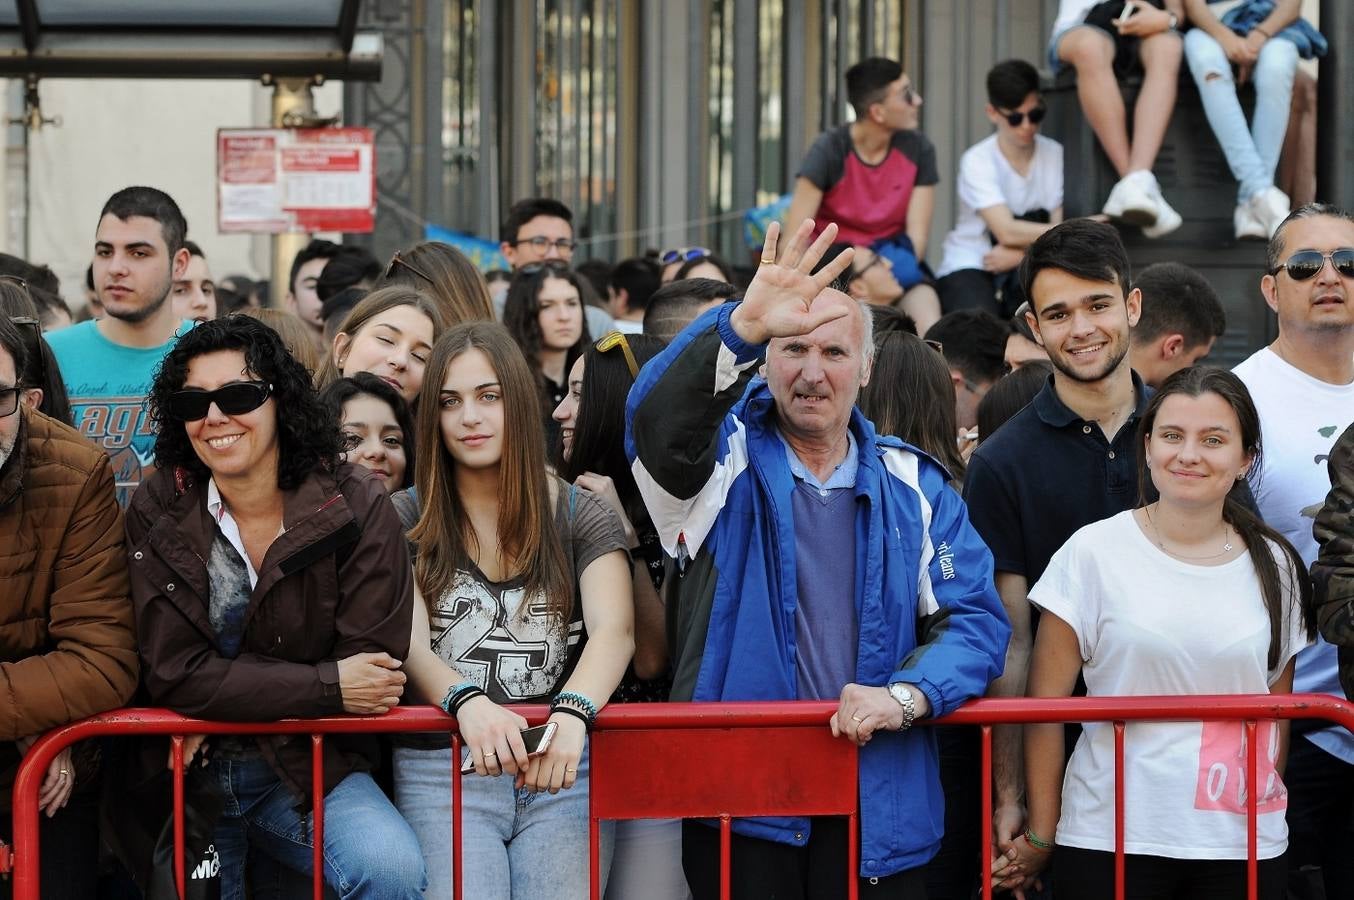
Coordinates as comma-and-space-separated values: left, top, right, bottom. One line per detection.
448, 687, 486, 718
550, 703, 593, 732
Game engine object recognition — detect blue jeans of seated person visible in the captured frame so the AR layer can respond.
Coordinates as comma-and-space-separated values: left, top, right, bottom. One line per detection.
394, 743, 614, 898
209, 754, 425, 900
1184, 28, 1297, 203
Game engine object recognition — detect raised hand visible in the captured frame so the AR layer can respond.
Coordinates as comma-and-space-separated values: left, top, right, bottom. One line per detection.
729, 219, 856, 346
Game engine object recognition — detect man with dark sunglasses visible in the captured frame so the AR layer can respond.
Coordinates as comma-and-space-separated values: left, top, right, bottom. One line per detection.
1233, 202, 1354, 899
786, 56, 942, 336
936, 60, 1064, 322
46, 186, 192, 505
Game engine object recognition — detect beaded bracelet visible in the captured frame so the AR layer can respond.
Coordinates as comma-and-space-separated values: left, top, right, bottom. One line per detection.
550, 704, 594, 732
553, 690, 599, 722
1024, 828, 1053, 851
440, 681, 480, 715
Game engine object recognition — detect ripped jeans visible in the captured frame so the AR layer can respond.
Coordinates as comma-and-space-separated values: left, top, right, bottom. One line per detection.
1183, 28, 1298, 203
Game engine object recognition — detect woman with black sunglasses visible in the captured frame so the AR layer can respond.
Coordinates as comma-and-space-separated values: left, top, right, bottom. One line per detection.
126, 315, 426, 899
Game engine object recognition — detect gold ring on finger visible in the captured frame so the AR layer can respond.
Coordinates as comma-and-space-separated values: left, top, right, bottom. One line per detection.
483, 750, 497, 758
760, 257, 775, 266
58, 769, 69, 776
851, 715, 864, 723
565, 767, 578, 774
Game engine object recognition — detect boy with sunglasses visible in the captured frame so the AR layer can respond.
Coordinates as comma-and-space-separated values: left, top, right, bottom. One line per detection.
1233, 202, 1354, 898
937, 59, 1063, 322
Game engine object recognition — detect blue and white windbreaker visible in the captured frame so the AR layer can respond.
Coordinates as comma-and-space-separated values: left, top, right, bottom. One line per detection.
625, 302, 1010, 877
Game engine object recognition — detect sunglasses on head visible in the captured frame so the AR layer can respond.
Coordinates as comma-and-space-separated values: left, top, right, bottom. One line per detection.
167, 381, 272, 422
660, 247, 711, 266
595, 330, 639, 378
998, 105, 1046, 127
386, 250, 434, 284
1269, 248, 1354, 281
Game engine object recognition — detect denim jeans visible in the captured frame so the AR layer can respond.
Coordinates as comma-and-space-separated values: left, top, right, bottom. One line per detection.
209, 754, 425, 900
1183, 28, 1298, 202
394, 743, 613, 898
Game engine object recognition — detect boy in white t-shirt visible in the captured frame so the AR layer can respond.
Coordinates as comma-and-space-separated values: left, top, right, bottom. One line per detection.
937, 60, 1064, 320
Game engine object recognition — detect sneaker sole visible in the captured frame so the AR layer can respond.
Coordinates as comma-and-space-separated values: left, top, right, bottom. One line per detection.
1110, 206, 1158, 228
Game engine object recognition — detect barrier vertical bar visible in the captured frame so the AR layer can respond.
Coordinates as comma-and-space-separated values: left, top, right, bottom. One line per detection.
452, 733, 464, 900
171, 735, 185, 900
312, 734, 325, 900
720, 813, 732, 900
847, 810, 859, 900
1246, 720, 1258, 900
590, 814, 602, 900
981, 725, 993, 900
1113, 722, 1125, 900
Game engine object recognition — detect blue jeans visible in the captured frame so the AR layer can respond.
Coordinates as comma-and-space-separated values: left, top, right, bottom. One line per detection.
1183, 29, 1297, 202
209, 754, 425, 900
394, 743, 614, 898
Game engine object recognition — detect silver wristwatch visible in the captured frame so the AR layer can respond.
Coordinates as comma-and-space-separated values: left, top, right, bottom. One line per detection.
888, 682, 917, 731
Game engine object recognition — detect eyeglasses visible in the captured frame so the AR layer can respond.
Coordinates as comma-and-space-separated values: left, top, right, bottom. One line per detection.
660, 247, 711, 266
850, 253, 886, 282
924, 339, 943, 354
1268, 248, 1354, 281
10, 316, 45, 389
997, 105, 1046, 127
595, 330, 639, 378
512, 236, 577, 253
167, 381, 273, 422
0, 275, 28, 291
0, 386, 18, 418
386, 250, 434, 284
519, 260, 571, 277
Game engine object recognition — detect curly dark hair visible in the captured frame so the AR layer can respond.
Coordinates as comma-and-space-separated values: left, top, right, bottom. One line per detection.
320, 371, 417, 490
148, 315, 342, 489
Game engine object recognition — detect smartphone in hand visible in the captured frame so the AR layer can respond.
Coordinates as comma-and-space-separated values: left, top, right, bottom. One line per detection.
460, 722, 559, 773
1116, 2, 1138, 24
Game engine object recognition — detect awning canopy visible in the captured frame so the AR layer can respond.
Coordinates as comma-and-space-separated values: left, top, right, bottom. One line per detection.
0, 0, 380, 80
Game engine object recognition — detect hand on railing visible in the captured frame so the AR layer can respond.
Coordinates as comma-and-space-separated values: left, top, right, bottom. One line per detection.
523, 713, 586, 794
454, 695, 531, 778
16, 737, 73, 818
337, 652, 407, 714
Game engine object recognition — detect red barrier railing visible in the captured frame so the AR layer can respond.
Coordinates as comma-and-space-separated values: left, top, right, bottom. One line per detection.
9, 694, 1354, 900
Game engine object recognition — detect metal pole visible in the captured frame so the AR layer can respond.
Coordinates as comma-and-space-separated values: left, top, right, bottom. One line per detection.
1317, 0, 1353, 208
268, 76, 316, 309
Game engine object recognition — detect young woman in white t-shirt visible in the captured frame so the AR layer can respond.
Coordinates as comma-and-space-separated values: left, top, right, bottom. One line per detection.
396, 321, 634, 898
999, 366, 1313, 899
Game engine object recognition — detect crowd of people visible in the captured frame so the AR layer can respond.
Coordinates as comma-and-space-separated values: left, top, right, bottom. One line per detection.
0, 2, 1351, 898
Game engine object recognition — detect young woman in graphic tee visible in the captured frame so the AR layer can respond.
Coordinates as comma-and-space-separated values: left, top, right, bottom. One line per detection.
395, 321, 633, 898
999, 367, 1314, 900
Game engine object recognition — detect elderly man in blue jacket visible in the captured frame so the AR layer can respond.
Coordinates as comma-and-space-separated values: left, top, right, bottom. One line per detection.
626, 219, 1010, 899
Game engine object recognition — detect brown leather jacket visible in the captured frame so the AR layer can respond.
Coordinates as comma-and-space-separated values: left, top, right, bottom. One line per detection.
0, 408, 138, 804
125, 461, 413, 805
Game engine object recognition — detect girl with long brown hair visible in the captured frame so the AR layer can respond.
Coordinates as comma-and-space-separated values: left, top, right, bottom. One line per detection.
998, 367, 1315, 899
395, 321, 634, 897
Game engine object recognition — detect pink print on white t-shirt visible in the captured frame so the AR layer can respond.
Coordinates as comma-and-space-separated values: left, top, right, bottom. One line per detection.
1193, 720, 1287, 815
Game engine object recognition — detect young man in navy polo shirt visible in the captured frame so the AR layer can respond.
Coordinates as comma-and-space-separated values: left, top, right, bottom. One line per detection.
961, 219, 1149, 896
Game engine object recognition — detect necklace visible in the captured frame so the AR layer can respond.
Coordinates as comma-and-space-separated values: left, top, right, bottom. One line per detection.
1144, 505, 1234, 561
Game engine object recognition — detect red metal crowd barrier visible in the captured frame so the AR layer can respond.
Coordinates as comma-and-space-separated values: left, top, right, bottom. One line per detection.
9, 694, 1354, 900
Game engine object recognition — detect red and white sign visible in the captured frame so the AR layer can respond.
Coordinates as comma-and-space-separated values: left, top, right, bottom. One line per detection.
217, 127, 375, 233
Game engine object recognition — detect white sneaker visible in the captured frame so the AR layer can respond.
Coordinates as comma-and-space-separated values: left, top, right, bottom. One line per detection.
1142, 188, 1182, 239
1248, 186, 1291, 238
1234, 202, 1266, 241
1102, 172, 1158, 227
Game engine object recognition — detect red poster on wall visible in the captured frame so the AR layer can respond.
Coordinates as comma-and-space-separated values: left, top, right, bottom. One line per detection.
217, 127, 375, 233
